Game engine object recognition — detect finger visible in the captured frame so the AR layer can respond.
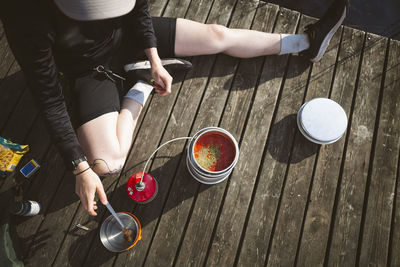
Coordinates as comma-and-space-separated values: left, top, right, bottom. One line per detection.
164, 77, 172, 95
157, 83, 168, 96
97, 184, 108, 205
158, 78, 166, 90
79, 191, 89, 212
154, 83, 163, 91
154, 84, 163, 94
87, 190, 96, 215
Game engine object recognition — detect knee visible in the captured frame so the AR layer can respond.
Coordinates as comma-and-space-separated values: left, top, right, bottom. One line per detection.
91, 157, 125, 177
208, 24, 230, 50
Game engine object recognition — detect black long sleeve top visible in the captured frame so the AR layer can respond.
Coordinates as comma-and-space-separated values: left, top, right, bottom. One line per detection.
0, 0, 157, 169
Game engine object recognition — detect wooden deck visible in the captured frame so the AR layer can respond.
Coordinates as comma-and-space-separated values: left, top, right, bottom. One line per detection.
1, 0, 400, 266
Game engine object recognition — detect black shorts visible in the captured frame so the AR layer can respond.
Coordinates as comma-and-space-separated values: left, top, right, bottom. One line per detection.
70, 17, 177, 127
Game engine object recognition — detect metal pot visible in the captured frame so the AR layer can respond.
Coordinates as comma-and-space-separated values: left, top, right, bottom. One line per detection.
186, 127, 239, 184
100, 212, 141, 252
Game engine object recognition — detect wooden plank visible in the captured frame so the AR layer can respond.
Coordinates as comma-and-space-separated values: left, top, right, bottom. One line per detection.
18, 119, 51, 192
116, 59, 217, 267
113, 1, 218, 266
327, 33, 388, 266
0, 57, 55, 194
143, 0, 260, 266
0, 67, 40, 193
49, 95, 152, 267
6, 117, 52, 196
0, 84, 37, 193
389, 41, 400, 267
296, 26, 364, 266
2, 105, 51, 193
359, 39, 400, 266
185, 0, 216, 22
116, 0, 245, 266
24, 77, 107, 263
24, 172, 77, 266
163, 0, 192, 17
173, 3, 280, 267
392, 144, 400, 264
1, 87, 37, 143
0, 39, 17, 189
71, 3, 192, 267
21, 81, 80, 263
223, 13, 311, 267
258, 14, 340, 267
0, 62, 25, 131
148, 0, 168, 16
0, 35, 14, 79
24, 1, 173, 264
232, 7, 299, 266
18, 147, 66, 261
0, 20, 4, 38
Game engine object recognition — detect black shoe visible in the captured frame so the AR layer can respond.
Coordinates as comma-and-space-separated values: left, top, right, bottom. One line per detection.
124, 58, 193, 84
303, 0, 348, 62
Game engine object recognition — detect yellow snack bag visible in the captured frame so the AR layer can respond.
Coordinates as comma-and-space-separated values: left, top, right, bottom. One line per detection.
0, 137, 29, 177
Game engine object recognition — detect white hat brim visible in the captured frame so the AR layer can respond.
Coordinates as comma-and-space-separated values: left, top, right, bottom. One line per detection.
55, 0, 136, 21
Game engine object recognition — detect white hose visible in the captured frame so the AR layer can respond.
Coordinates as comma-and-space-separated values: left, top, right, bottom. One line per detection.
140, 136, 193, 182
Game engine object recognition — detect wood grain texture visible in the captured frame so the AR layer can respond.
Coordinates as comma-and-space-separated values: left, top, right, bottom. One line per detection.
175, 3, 280, 267
1, 88, 37, 143
207, 6, 306, 267
327, 33, 388, 266
79, 2, 192, 267
0, 35, 14, 80
1, 1, 399, 266
51, 62, 153, 267
0, 20, 4, 38
359, 39, 400, 266
143, 0, 251, 266
388, 39, 400, 267
148, 0, 169, 16
0, 61, 26, 132
297, 26, 364, 267
266, 14, 342, 267
49, 2, 173, 267
113, 2, 217, 267
13, 121, 53, 256
234, 6, 299, 267
24, 0, 176, 265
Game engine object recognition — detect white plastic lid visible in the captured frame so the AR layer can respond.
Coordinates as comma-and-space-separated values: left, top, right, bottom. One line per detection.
300, 98, 347, 142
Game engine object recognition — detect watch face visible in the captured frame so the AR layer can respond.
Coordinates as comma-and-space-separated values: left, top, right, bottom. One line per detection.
72, 156, 87, 169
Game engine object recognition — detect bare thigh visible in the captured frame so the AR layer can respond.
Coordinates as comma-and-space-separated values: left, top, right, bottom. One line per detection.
77, 112, 123, 171
174, 18, 281, 58
175, 18, 224, 56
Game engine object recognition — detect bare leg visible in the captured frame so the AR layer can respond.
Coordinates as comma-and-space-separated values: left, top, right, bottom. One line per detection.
77, 98, 142, 176
76, 19, 302, 174
175, 18, 282, 58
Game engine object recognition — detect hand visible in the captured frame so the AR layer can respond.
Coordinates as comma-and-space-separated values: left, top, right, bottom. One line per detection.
151, 64, 173, 96
75, 168, 108, 216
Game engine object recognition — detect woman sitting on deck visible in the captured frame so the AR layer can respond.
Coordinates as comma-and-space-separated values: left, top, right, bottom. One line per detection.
0, 0, 347, 216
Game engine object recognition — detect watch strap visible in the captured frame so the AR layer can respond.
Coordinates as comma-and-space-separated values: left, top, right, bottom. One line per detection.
72, 156, 87, 170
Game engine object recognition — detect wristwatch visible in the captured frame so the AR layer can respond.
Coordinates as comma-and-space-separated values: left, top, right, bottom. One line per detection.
71, 156, 87, 170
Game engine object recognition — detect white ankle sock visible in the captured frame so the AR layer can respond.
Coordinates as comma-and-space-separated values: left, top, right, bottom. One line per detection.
279, 34, 310, 55
124, 81, 154, 106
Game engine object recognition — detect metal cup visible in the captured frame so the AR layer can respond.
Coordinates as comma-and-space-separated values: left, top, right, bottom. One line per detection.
100, 212, 141, 252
